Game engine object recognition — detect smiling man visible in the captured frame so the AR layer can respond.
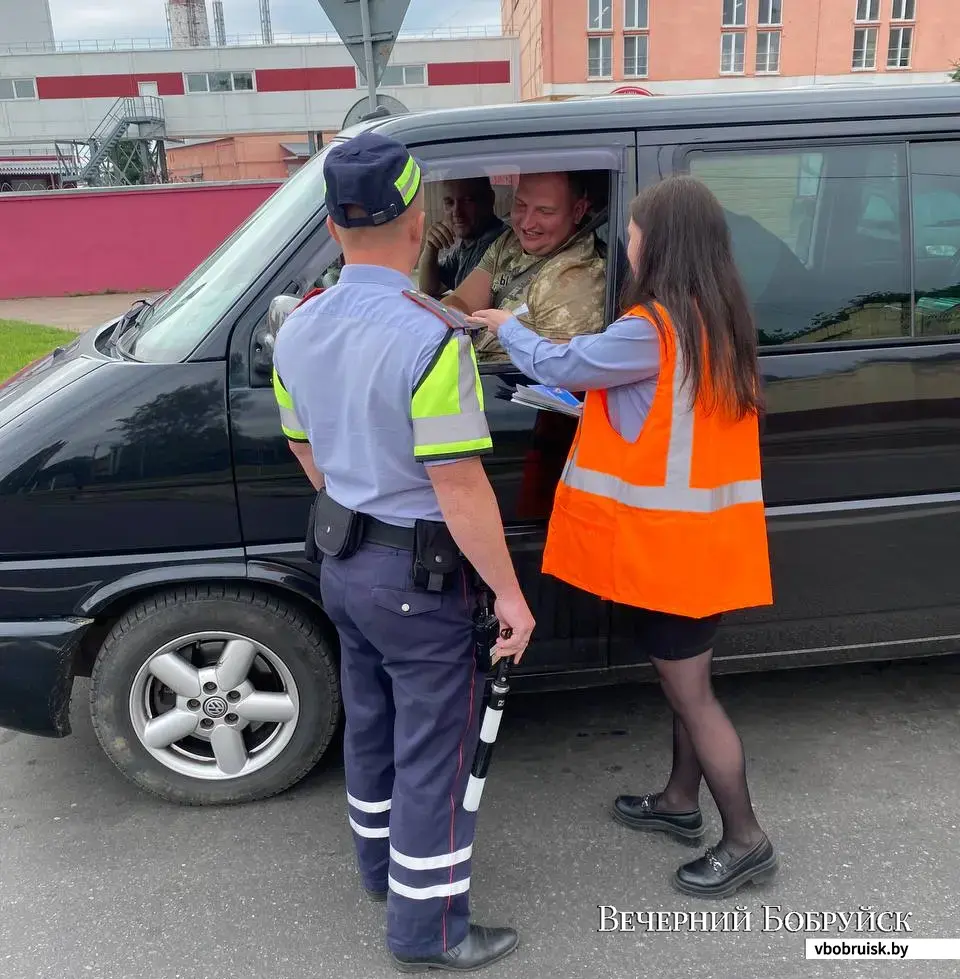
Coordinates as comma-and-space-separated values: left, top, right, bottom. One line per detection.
419, 177, 508, 297
442, 170, 607, 362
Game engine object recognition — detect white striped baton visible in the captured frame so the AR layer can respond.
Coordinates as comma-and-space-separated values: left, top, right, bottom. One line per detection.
463, 653, 513, 812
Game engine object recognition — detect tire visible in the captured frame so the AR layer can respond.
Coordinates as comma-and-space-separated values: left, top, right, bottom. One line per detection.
89, 583, 341, 806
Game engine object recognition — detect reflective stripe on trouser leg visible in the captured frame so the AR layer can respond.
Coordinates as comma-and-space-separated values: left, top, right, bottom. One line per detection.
346, 552, 484, 960
318, 554, 396, 894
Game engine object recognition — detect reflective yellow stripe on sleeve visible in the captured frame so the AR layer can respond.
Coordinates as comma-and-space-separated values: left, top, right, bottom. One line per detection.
272, 368, 309, 442
411, 333, 493, 462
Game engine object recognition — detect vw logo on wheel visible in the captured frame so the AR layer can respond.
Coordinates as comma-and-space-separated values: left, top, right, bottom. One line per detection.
203, 697, 229, 719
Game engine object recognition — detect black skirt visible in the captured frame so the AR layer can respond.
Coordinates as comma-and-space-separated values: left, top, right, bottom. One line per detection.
613, 604, 722, 661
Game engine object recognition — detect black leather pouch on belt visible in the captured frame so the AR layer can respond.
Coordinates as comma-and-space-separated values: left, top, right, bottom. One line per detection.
311, 490, 365, 560
413, 520, 461, 592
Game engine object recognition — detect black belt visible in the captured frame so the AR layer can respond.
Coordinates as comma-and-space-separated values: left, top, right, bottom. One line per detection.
363, 516, 416, 550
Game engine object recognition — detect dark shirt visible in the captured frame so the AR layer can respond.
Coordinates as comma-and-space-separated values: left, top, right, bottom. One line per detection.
437, 217, 508, 291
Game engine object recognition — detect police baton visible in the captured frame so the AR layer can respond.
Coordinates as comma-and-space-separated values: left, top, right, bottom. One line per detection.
463, 609, 515, 813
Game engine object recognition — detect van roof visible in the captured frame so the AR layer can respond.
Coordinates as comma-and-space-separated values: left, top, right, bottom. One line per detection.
335, 82, 960, 147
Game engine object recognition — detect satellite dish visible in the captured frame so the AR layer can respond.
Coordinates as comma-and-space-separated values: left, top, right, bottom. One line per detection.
343, 94, 409, 129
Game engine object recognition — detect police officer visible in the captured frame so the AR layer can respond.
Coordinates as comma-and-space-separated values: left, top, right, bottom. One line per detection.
271, 130, 536, 973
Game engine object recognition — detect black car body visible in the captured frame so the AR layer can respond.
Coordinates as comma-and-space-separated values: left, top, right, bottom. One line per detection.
2, 84, 959, 804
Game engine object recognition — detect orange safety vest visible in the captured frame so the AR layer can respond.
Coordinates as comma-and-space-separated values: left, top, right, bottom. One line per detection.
541, 302, 774, 620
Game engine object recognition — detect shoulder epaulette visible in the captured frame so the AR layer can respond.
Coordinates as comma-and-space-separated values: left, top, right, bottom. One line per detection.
294, 286, 327, 310
402, 289, 475, 334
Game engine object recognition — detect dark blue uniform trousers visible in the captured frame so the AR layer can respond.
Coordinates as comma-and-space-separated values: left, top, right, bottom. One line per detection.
319, 541, 486, 958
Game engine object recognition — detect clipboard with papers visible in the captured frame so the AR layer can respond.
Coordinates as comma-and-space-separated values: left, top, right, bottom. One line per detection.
510, 384, 583, 418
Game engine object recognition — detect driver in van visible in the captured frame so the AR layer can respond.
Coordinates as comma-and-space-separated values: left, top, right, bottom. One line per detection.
442, 170, 607, 363
418, 177, 508, 297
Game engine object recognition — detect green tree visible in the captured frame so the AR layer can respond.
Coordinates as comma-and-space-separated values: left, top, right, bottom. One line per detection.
951, 60, 960, 82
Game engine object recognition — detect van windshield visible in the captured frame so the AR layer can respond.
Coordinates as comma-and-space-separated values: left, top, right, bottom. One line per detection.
121, 143, 335, 362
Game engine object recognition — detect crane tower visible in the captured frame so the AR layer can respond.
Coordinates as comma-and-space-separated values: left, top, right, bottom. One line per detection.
260, 0, 274, 44
213, 0, 227, 45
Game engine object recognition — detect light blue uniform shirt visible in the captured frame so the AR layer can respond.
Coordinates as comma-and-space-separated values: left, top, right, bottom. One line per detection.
273, 265, 492, 527
497, 313, 662, 442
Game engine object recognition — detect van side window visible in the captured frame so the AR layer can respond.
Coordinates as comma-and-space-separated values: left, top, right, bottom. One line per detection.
410, 150, 625, 371
910, 142, 960, 338
684, 143, 911, 346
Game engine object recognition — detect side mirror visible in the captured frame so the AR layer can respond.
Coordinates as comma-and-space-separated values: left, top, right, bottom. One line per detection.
252, 294, 302, 378
267, 294, 303, 340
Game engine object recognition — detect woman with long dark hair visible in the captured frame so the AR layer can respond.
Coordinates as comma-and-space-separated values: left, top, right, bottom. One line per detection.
467, 175, 777, 898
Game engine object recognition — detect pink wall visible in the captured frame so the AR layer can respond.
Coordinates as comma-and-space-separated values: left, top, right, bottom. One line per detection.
0, 182, 281, 301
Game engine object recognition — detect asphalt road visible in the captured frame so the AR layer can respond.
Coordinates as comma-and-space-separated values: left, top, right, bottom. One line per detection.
2, 654, 959, 979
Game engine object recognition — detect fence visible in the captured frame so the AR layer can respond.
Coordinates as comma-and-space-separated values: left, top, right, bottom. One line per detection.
0, 26, 508, 55
0, 180, 281, 300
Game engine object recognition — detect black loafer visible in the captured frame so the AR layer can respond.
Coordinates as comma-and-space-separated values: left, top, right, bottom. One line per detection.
365, 886, 387, 903
612, 793, 704, 840
391, 924, 519, 973
674, 835, 778, 899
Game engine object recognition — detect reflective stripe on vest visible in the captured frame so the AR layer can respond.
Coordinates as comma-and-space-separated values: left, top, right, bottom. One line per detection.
411, 331, 492, 461
559, 343, 764, 513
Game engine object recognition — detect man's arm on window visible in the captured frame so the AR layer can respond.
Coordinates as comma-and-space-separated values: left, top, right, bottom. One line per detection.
444, 266, 493, 315
444, 235, 503, 313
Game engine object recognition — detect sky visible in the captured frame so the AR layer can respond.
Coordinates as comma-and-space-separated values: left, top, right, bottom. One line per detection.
47, 0, 502, 42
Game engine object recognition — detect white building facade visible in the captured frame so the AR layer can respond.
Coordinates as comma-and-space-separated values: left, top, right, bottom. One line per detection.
0, 34, 520, 146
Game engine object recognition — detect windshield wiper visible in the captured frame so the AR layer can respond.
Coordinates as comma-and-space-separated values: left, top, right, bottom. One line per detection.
106, 298, 153, 356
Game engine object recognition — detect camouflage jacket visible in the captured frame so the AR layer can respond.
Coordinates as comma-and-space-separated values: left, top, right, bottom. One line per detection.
473, 228, 608, 362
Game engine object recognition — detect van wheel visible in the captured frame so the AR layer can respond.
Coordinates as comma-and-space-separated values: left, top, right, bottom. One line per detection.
89, 584, 340, 806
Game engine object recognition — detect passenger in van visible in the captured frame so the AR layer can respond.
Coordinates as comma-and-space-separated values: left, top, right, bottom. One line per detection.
466, 175, 779, 899
443, 171, 607, 362
418, 177, 508, 297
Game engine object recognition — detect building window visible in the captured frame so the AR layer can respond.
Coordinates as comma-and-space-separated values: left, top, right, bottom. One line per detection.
185, 71, 254, 93
624, 0, 649, 30
722, 0, 746, 27
887, 26, 913, 68
624, 34, 649, 77
891, 0, 916, 19
756, 31, 781, 73
378, 65, 426, 86
852, 27, 878, 69
758, 0, 782, 26
0, 78, 37, 100
720, 32, 746, 73
588, 0, 612, 30
588, 35, 613, 77
855, 0, 879, 22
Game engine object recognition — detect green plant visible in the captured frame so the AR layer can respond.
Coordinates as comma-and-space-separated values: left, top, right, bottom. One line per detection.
0, 320, 78, 383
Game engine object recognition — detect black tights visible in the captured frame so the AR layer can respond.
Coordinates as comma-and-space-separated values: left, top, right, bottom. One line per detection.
649, 649, 765, 856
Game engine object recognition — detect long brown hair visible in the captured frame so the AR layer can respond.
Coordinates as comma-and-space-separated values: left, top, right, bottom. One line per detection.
620, 175, 763, 420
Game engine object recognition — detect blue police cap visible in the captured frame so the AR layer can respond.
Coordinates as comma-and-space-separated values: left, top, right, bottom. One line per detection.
323, 131, 423, 228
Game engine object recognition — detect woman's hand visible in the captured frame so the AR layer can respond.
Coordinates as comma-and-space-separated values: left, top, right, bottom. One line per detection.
466, 308, 514, 335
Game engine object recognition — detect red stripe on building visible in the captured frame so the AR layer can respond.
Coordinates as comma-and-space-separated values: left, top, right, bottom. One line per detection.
33, 62, 510, 100
37, 73, 185, 99
427, 61, 511, 86
256, 67, 357, 92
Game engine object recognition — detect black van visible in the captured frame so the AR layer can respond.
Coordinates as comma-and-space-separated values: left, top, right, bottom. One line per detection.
2, 84, 959, 805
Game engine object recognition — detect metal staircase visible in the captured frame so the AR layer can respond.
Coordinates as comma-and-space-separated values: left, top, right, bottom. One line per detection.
56, 96, 167, 188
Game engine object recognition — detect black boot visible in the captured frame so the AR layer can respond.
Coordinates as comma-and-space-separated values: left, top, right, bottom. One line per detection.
674, 835, 777, 899
391, 924, 519, 973
612, 792, 704, 840
364, 885, 387, 903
